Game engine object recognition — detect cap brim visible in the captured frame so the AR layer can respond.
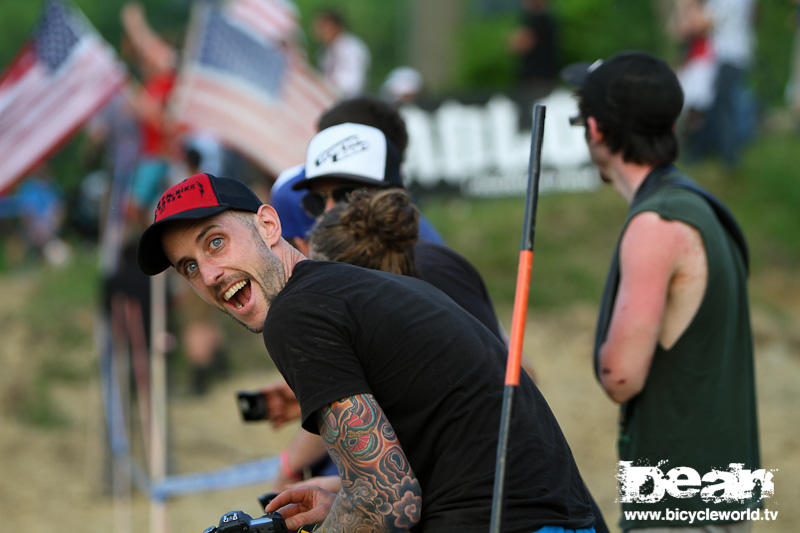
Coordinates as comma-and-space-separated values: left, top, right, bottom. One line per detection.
291, 173, 393, 191
560, 61, 593, 88
137, 205, 229, 275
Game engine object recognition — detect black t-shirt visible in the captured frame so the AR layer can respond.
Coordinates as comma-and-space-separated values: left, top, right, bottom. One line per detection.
413, 239, 504, 342
264, 261, 594, 533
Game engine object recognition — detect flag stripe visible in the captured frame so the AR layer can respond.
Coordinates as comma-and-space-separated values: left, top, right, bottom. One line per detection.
187, 70, 315, 144
0, 43, 100, 137
227, 0, 297, 41
0, 45, 36, 95
0, 42, 115, 155
178, 90, 301, 172
284, 58, 338, 110
173, 72, 312, 164
0, 77, 122, 193
179, 87, 304, 167
0, 68, 122, 186
282, 69, 334, 125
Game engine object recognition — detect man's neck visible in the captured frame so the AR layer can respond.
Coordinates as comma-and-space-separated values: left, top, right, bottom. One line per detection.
608, 161, 655, 204
276, 238, 308, 284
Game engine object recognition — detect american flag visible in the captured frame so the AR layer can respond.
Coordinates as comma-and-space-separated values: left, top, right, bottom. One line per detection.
0, 0, 126, 194
170, 0, 337, 176
226, 0, 299, 44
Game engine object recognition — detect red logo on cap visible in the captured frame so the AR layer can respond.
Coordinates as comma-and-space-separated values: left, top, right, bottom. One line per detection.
154, 174, 220, 222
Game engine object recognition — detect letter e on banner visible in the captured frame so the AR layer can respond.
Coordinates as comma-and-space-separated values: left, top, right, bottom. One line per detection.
665, 466, 701, 498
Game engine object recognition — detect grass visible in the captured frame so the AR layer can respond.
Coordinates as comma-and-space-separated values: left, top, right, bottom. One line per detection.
420, 187, 626, 309
0, 251, 100, 427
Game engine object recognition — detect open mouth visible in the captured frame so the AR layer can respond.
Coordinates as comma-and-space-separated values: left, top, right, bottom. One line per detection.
223, 279, 252, 310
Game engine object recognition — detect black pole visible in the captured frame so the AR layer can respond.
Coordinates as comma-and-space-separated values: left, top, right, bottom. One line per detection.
489, 103, 546, 533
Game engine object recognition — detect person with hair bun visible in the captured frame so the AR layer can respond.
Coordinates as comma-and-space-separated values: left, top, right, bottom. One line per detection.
308, 188, 419, 277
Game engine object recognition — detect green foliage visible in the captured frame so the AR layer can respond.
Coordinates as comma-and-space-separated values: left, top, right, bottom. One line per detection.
451, 14, 517, 92
20, 250, 99, 353
22, 249, 98, 316
2, 250, 99, 427
718, 133, 800, 265
556, 0, 668, 66
0, 2, 39, 70
751, 3, 797, 107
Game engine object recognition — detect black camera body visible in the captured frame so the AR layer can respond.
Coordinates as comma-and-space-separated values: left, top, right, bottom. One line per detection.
236, 390, 269, 422
203, 510, 287, 533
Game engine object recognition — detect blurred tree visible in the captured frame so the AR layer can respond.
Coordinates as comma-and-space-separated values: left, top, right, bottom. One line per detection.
409, 0, 463, 94
752, 2, 795, 110
451, 9, 516, 94
0, 3, 40, 69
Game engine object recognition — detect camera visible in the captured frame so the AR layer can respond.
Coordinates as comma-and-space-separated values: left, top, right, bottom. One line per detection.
236, 389, 269, 422
203, 510, 286, 533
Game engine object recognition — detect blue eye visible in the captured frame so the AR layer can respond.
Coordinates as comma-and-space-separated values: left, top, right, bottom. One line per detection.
210, 237, 223, 249
185, 262, 198, 276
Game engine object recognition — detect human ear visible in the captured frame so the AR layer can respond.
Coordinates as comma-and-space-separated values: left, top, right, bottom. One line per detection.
586, 116, 603, 144
255, 204, 282, 246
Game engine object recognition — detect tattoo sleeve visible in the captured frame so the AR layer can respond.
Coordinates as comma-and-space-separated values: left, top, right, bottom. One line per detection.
316, 393, 422, 532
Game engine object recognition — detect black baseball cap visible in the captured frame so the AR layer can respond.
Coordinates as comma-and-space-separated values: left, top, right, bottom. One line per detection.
137, 173, 262, 275
561, 51, 684, 134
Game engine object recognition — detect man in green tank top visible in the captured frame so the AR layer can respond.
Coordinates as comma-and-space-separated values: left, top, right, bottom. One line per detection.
563, 51, 761, 532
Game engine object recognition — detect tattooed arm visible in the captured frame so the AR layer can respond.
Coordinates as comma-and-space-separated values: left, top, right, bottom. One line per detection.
267, 393, 422, 531
319, 393, 422, 531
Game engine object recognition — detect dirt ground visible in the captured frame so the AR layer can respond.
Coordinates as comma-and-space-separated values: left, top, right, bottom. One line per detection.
2, 270, 798, 532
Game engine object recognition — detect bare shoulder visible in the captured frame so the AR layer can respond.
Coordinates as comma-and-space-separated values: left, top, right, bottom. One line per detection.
622, 211, 703, 266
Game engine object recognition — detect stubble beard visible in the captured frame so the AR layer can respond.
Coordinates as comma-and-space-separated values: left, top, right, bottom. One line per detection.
223, 236, 286, 334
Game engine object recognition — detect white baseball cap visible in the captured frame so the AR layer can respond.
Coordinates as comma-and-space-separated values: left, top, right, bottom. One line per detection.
293, 122, 402, 190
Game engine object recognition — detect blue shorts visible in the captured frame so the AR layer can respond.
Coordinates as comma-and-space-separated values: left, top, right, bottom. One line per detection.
533, 526, 596, 533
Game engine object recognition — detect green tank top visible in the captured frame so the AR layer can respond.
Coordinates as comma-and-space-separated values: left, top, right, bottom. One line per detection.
597, 168, 760, 528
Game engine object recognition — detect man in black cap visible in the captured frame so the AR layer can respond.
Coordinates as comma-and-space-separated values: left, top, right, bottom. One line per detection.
564, 51, 760, 532
137, 172, 597, 532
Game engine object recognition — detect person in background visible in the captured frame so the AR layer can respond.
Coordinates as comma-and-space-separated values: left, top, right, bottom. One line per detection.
381, 66, 424, 106
509, 0, 560, 124
15, 166, 70, 266
668, 0, 717, 161
704, 0, 758, 168
564, 50, 759, 532
312, 8, 370, 97
121, 1, 178, 221
308, 188, 418, 275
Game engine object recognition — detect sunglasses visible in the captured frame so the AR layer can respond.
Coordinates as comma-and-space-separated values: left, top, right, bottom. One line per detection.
569, 114, 585, 127
301, 185, 359, 217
